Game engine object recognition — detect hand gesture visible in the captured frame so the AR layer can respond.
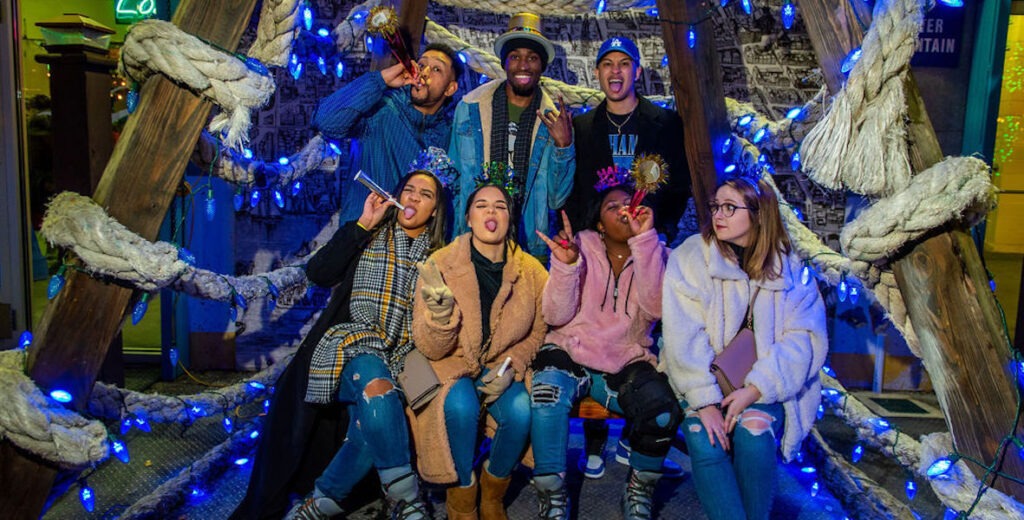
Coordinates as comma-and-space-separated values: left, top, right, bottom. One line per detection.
357, 193, 393, 230
417, 259, 455, 324
696, 404, 731, 451
478, 367, 514, 405
381, 62, 417, 89
622, 205, 654, 236
721, 385, 762, 434
535, 211, 579, 265
538, 95, 573, 148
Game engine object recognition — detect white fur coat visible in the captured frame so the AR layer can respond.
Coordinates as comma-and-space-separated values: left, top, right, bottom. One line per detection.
659, 234, 828, 460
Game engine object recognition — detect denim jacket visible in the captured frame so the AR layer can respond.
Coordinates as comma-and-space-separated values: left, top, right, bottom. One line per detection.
448, 79, 575, 257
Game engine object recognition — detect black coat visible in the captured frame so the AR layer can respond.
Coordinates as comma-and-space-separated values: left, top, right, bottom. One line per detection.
562, 97, 691, 242
231, 221, 376, 519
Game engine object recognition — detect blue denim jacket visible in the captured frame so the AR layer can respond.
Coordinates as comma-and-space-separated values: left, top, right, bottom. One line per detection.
447, 80, 575, 257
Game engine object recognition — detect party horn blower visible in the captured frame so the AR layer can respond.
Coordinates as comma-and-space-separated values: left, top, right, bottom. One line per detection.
628, 154, 669, 216
353, 170, 406, 211
365, 6, 418, 79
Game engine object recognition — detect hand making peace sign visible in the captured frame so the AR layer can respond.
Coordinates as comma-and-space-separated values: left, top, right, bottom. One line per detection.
535, 210, 579, 265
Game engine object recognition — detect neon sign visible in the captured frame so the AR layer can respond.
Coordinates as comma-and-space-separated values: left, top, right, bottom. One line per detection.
115, 0, 160, 24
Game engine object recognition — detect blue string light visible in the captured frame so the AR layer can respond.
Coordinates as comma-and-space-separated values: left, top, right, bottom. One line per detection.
721, 136, 733, 154
687, 26, 696, 49
840, 48, 862, 75
926, 456, 958, 478
178, 247, 196, 266
647, 7, 659, 16
205, 189, 216, 222
316, 56, 327, 76
80, 481, 95, 512
335, 61, 344, 78
291, 180, 303, 197
852, 443, 864, 463
302, 5, 313, 31
801, 264, 812, 285
111, 438, 130, 464
242, 148, 253, 159
724, 164, 737, 174
120, 417, 133, 435
126, 87, 139, 114
248, 381, 267, 391
134, 413, 152, 433
233, 190, 244, 212
263, 399, 271, 413
791, 150, 801, 171
18, 330, 32, 349
249, 189, 261, 208
786, 106, 803, 120
234, 457, 250, 465
905, 479, 917, 500
47, 266, 67, 300
838, 276, 849, 302
741, 0, 752, 15
596, 0, 606, 14
273, 187, 286, 209
250, 430, 260, 439
661, 55, 669, 67
781, 0, 796, 30
737, 114, 754, 127
317, 27, 330, 38
291, 62, 303, 80
131, 293, 150, 326
50, 389, 73, 403
169, 347, 178, 368
939, 0, 963, 6
752, 126, 769, 143
223, 416, 234, 433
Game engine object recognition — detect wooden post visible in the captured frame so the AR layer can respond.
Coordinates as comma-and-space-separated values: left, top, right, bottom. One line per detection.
656, 0, 729, 219
801, 0, 1024, 499
369, 0, 429, 72
0, 1, 258, 517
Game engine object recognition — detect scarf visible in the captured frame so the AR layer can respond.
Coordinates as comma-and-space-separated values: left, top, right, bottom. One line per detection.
491, 83, 542, 209
305, 224, 430, 404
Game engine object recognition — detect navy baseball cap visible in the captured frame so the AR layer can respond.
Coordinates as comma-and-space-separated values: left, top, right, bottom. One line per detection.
596, 36, 641, 65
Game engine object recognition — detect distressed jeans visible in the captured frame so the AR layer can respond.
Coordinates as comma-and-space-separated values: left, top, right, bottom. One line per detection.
315, 354, 410, 501
444, 369, 531, 486
680, 399, 784, 520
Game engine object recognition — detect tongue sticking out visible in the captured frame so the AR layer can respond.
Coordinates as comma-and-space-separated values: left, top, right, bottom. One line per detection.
485, 220, 498, 232
402, 207, 416, 220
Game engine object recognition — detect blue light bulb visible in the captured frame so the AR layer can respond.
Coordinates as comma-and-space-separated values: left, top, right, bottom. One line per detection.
841, 48, 862, 75
752, 126, 768, 143
234, 457, 250, 465
786, 106, 803, 120
353, 10, 367, 20
821, 388, 840, 401
205, 190, 216, 222
132, 293, 150, 325
126, 87, 140, 114
479, 74, 489, 85
223, 416, 234, 433
120, 417, 133, 435
134, 413, 151, 433
852, 443, 864, 463
724, 164, 737, 174
458, 51, 468, 64
80, 482, 95, 512
263, 399, 271, 413
18, 330, 32, 349
318, 27, 330, 38
242, 148, 253, 159
822, 365, 836, 377
661, 55, 669, 67
50, 389, 73, 403
366, 35, 374, 48
801, 264, 812, 285
178, 248, 196, 266
249, 189, 261, 208
302, 6, 313, 31
810, 480, 819, 497
111, 438, 130, 464
791, 150, 801, 171
721, 137, 733, 154
190, 486, 206, 498
273, 187, 285, 209
838, 277, 849, 302
267, 283, 280, 299
793, 207, 804, 220
248, 381, 267, 390
870, 417, 890, 431
687, 26, 696, 49
939, 0, 963, 6
927, 457, 955, 478
169, 347, 178, 368
800, 466, 816, 475
234, 292, 248, 311
250, 430, 260, 439
741, 0, 752, 14
317, 56, 327, 76
233, 191, 244, 211
335, 61, 344, 78
291, 180, 302, 197
781, 1, 796, 30
737, 114, 754, 127
278, 156, 290, 166
230, 305, 238, 322
291, 62, 303, 80
47, 267, 66, 300
244, 57, 269, 76
596, 0, 606, 14
190, 405, 203, 417
816, 404, 824, 420
720, 0, 730, 5
647, 7, 659, 16
906, 480, 917, 500
849, 286, 860, 304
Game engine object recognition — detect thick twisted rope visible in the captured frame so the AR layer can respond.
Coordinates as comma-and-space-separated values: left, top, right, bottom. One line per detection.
432, 0, 655, 14
799, 0, 923, 196
332, 0, 382, 55
0, 350, 109, 467
119, 19, 275, 151
88, 354, 290, 424
41, 192, 309, 304
822, 373, 1024, 519
247, 0, 302, 67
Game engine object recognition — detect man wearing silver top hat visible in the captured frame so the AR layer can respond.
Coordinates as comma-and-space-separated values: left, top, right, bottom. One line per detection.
448, 13, 575, 259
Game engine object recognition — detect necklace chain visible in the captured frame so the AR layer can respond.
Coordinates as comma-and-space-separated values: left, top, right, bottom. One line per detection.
606, 108, 636, 134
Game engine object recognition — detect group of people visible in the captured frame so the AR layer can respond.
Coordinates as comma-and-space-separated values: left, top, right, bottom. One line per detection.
231, 12, 828, 520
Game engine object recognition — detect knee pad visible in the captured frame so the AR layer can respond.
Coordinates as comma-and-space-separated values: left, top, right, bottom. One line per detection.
617, 364, 682, 456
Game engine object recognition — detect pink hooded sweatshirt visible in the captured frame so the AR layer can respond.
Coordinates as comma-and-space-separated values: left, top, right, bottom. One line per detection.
542, 228, 669, 373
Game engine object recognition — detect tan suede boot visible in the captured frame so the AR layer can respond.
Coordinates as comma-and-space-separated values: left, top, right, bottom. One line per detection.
479, 467, 511, 520
446, 478, 479, 520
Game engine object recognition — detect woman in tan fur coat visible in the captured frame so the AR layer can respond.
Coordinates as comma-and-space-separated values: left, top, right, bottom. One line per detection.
411, 184, 548, 520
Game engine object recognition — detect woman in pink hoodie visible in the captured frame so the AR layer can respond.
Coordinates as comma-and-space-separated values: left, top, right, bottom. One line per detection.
529, 184, 681, 520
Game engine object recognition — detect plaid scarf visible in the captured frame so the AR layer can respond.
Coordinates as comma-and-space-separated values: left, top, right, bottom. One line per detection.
305, 225, 430, 404
491, 83, 541, 211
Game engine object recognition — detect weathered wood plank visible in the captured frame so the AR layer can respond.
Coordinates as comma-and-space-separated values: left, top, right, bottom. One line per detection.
5, 1, 260, 516
656, 0, 731, 222
801, 0, 1024, 498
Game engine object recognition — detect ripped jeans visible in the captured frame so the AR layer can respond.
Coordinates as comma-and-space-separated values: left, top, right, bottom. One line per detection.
530, 347, 680, 476
680, 399, 784, 520
315, 354, 409, 501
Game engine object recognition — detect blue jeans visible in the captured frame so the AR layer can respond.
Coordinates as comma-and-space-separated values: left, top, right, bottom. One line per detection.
444, 370, 531, 486
530, 364, 670, 475
315, 354, 410, 501
681, 400, 785, 520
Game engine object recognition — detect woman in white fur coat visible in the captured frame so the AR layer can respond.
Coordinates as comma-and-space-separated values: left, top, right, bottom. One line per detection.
660, 176, 828, 520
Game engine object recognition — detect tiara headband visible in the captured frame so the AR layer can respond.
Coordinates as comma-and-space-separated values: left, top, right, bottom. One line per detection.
473, 161, 521, 199
408, 146, 458, 190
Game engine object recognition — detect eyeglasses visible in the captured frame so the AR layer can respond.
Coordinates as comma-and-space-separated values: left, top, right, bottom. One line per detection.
708, 202, 750, 217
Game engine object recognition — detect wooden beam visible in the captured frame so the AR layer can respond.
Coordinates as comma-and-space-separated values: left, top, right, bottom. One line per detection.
369, 0, 429, 72
801, 0, 1024, 499
656, 0, 730, 222
3, 1, 259, 517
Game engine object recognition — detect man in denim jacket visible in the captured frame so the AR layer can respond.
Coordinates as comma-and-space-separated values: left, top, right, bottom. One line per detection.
448, 13, 575, 257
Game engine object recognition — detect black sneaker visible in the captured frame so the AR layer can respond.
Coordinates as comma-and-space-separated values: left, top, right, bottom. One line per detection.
622, 469, 659, 520
535, 482, 569, 520
389, 497, 429, 520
